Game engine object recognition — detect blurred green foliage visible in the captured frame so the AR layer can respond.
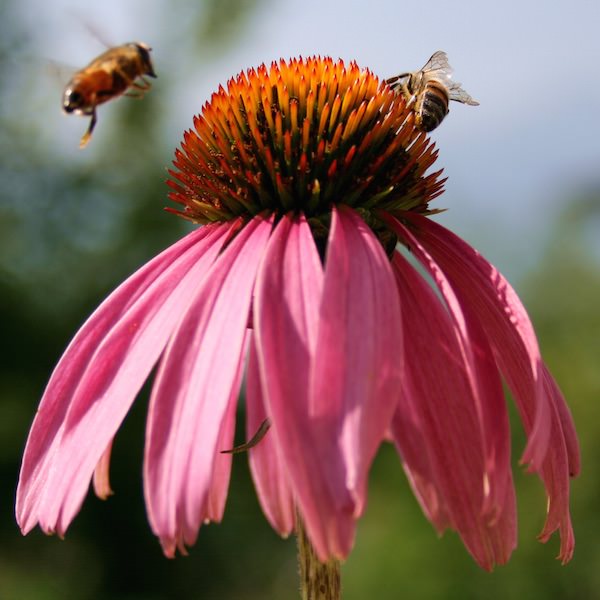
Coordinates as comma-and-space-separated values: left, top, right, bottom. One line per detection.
1, 1, 598, 598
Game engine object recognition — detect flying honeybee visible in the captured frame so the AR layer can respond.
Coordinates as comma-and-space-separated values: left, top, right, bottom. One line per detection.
386, 50, 478, 132
62, 42, 156, 148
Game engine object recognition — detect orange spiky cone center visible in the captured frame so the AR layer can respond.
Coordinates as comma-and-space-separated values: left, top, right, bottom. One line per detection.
167, 56, 446, 247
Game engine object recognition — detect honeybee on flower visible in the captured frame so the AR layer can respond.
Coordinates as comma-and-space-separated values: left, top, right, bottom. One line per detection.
386, 50, 479, 131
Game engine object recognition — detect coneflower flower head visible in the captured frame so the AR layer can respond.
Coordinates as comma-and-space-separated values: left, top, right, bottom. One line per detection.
17, 56, 579, 572
167, 56, 444, 248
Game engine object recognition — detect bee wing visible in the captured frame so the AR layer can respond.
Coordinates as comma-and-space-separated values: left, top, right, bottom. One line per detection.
422, 51, 480, 106
386, 51, 451, 90
47, 59, 78, 84
420, 50, 452, 75
386, 51, 479, 105
446, 80, 480, 106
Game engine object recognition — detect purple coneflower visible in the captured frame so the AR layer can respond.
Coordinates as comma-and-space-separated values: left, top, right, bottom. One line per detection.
17, 57, 579, 575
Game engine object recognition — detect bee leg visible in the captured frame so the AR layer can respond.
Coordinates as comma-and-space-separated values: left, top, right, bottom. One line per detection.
220, 418, 271, 454
125, 80, 151, 98
79, 109, 97, 149
397, 82, 418, 106
132, 77, 152, 91
385, 72, 410, 86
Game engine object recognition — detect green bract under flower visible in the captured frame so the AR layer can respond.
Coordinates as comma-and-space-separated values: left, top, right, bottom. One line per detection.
167, 56, 446, 232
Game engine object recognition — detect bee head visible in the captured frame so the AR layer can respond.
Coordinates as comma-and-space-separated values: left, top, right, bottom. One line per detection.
62, 87, 86, 114
135, 42, 157, 78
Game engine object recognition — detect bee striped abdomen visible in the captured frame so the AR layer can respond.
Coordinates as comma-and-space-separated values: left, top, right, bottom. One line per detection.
417, 82, 449, 132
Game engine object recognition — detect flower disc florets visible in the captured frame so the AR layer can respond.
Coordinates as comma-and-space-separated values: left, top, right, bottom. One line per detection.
168, 56, 445, 244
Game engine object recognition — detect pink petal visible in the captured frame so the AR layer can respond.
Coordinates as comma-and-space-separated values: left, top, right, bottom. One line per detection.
536, 365, 579, 563
205, 341, 246, 523
16, 223, 231, 536
396, 211, 551, 471
144, 215, 272, 557
487, 482, 518, 566
246, 336, 295, 537
391, 405, 451, 534
391, 251, 516, 570
312, 206, 403, 517
254, 213, 339, 558
255, 208, 403, 561
541, 365, 580, 478
391, 212, 578, 562
385, 214, 511, 524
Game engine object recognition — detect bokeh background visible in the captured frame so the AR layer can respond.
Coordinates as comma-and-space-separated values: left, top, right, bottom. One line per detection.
1, 0, 599, 598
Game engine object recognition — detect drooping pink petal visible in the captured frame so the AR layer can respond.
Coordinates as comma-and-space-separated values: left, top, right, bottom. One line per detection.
536, 365, 578, 563
205, 340, 247, 523
541, 365, 580, 478
487, 481, 518, 565
391, 251, 516, 570
255, 209, 403, 561
254, 213, 341, 558
16, 223, 232, 536
384, 214, 511, 524
391, 409, 451, 534
144, 215, 272, 557
396, 211, 551, 471
312, 206, 403, 517
393, 212, 578, 562
246, 336, 295, 537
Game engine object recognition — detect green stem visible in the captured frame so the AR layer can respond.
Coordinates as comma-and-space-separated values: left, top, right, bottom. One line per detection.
296, 513, 341, 600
